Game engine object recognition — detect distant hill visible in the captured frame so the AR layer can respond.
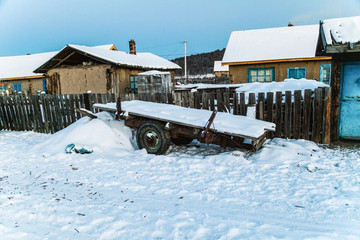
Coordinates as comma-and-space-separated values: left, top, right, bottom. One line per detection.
171, 48, 225, 77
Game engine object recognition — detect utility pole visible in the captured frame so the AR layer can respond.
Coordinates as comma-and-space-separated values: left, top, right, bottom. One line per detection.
184, 41, 187, 83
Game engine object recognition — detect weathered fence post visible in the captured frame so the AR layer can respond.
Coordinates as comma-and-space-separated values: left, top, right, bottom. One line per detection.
322, 87, 331, 144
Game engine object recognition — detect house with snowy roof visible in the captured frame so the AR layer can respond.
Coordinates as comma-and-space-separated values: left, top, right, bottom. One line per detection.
213, 61, 229, 79
316, 15, 360, 140
34, 40, 181, 95
0, 51, 58, 94
222, 24, 332, 84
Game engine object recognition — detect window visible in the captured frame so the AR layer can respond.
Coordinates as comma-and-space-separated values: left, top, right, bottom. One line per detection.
42, 79, 47, 93
320, 64, 331, 85
129, 75, 138, 94
287, 68, 306, 79
0, 83, 6, 92
12, 83, 22, 92
248, 68, 274, 83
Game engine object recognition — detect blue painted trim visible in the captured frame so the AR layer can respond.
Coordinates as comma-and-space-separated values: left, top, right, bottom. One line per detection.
248, 67, 275, 83
287, 67, 307, 79
12, 82, 22, 92
338, 61, 360, 139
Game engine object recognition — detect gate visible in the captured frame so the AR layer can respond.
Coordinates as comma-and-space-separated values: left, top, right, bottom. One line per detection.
339, 62, 360, 139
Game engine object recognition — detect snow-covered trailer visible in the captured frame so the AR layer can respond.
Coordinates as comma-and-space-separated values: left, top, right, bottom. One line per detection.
93, 100, 275, 154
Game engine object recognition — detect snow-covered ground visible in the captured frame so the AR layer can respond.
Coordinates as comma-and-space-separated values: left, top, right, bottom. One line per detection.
1, 112, 360, 239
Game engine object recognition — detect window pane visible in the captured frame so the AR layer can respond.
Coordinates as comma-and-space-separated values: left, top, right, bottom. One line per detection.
298, 69, 306, 78
258, 70, 265, 77
250, 70, 257, 77
258, 76, 265, 82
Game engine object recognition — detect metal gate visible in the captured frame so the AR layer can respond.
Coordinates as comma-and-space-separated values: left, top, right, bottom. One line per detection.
339, 62, 360, 139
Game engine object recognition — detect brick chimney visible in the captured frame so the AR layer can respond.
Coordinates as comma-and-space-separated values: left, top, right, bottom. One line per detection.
129, 39, 136, 55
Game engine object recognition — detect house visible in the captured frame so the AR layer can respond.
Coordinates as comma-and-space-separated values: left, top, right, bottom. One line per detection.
316, 15, 360, 140
222, 24, 332, 84
34, 41, 181, 95
0, 51, 58, 94
213, 61, 229, 79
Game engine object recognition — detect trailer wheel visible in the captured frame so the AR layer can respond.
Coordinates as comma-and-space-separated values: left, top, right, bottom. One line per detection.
136, 121, 170, 155
171, 137, 193, 146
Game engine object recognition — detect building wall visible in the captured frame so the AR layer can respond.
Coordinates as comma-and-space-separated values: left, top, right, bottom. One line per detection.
48, 65, 110, 94
1, 77, 44, 95
214, 71, 229, 78
47, 64, 177, 94
229, 59, 331, 83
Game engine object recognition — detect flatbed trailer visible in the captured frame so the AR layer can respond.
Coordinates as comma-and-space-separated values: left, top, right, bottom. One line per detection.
93, 100, 275, 154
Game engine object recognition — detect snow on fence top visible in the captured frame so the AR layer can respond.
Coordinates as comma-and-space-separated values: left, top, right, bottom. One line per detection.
0, 51, 58, 80
214, 61, 229, 72
222, 24, 319, 63
176, 83, 243, 91
235, 79, 328, 95
322, 15, 360, 45
66, 44, 181, 70
94, 101, 275, 139
138, 70, 171, 76
175, 79, 327, 93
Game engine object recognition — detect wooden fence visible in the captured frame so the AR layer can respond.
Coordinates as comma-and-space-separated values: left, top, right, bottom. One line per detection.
0, 87, 331, 144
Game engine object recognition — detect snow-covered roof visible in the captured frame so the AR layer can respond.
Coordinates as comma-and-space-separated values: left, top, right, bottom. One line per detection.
67, 44, 181, 70
0, 51, 58, 80
91, 44, 118, 51
138, 70, 170, 76
222, 25, 320, 64
213, 61, 229, 72
322, 16, 360, 45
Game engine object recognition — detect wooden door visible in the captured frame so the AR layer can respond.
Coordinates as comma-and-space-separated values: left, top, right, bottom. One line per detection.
339, 62, 360, 139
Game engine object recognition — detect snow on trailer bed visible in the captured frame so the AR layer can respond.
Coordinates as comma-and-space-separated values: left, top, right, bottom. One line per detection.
94, 100, 275, 139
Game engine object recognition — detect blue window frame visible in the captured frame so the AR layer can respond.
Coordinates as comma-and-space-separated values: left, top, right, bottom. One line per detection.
0, 83, 6, 92
129, 75, 138, 93
12, 83, 22, 92
287, 67, 306, 79
248, 67, 275, 83
320, 64, 331, 85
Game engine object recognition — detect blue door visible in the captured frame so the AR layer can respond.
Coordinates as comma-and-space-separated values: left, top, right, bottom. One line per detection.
339, 62, 360, 139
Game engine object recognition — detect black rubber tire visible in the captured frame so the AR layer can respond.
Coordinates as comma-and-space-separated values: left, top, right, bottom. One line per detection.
171, 137, 193, 146
136, 121, 170, 155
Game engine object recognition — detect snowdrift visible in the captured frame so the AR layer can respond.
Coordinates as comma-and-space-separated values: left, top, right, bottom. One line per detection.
32, 112, 135, 155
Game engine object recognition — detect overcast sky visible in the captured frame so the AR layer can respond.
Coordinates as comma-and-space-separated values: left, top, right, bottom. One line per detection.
0, 0, 359, 59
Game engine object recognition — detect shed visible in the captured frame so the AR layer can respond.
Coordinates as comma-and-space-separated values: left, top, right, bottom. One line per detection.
136, 70, 172, 95
317, 15, 360, 140
34, 41, 181, 95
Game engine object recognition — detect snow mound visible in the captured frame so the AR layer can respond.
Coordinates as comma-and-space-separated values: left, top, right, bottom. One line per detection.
236, 78, 328, 94
32, 111, 135, 155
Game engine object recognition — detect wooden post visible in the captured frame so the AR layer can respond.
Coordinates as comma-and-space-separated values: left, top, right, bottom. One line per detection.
233, 93, 239, 115
266, 92, 274, 123
303, 89, 312, 140
258, 92, 265, 120
284, 91, 292, 139
312, 88, 322, 143
239, 93, 246, 116
275, 92, 283, 137
293, 90, 301, 139
322, 87, 331, 144
83, 93, 91, 111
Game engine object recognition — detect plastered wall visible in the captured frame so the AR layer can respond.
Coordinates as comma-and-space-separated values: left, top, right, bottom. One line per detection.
229, 60, 331, 83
